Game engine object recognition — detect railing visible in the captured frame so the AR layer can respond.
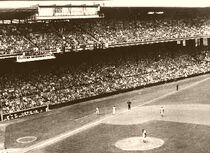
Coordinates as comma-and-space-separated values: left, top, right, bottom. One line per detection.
60, 35, 210, 52
0, 53, 21, 59
16, 53, 56, 62
108, 35, 210, 48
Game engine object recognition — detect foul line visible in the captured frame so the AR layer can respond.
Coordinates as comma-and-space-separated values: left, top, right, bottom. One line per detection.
137, 76, 210, 106
14, 76, 210, 153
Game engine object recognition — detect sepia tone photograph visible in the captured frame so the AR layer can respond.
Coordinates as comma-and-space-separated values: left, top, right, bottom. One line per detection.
0, 0, 209, 153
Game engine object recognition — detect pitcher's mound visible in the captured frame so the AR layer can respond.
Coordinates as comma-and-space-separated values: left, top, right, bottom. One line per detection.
115, 137, 164, 151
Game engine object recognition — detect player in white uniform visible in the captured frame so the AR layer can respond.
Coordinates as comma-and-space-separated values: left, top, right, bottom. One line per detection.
142, 129, 147, 143
96, 107, 100, 115
46, 103, 50, 112
112, 106, 116, 115
160, 106, 164, 117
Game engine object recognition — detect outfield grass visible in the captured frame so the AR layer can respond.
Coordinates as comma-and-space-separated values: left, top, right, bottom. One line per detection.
146, 76, 210, 106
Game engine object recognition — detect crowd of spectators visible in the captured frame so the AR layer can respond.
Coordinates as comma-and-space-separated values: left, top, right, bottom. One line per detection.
0, 15, 210, 57
0, 25, 33, 56
0, 14, 210, 120
87, 16, 210, 45
0, 47, 210, 120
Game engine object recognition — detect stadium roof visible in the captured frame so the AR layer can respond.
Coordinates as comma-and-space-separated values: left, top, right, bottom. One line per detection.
0, 0, 210, 20
0, 0, 210, 8
0, 7, 37, 20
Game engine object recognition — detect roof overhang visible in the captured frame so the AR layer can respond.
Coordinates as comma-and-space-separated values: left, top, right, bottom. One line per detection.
0, 7, 37, 20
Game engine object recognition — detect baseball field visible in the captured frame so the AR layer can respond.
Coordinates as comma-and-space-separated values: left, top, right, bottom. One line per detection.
1, 74, 210, 153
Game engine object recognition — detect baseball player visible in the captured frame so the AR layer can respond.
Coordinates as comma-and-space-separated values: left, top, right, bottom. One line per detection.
127, 101, 132, 110
160, 106, 164, 117
46, 103, 50, 112
113, 106, 116, 115
96, 107, 100, 115
176, 84, 179, 91
142, 129, 147, 143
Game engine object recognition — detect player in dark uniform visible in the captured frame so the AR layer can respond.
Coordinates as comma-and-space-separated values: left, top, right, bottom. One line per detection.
176, 84, 179, 91
127, 101, 132, 110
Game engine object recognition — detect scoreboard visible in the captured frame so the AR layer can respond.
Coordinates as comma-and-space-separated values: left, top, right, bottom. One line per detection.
36, 5, 101, 20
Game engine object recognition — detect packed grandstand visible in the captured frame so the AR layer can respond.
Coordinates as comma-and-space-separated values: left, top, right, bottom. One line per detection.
0, 6, 210, 121
0, 15, 210, 56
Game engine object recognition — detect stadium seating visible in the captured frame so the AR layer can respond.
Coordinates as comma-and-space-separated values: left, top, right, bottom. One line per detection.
0, 15, 210, 56
1, 48, 210, 118
1, 14, 210, 120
